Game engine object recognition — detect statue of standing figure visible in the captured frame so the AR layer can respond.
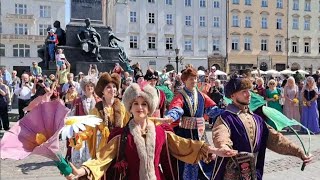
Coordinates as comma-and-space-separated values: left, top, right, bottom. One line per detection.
77, 18, 102, 61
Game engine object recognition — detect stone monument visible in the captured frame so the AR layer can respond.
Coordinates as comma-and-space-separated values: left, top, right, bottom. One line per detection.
38, 0, 131, 75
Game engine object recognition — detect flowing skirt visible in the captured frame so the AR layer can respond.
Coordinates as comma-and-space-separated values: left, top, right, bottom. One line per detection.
301, 101, 320, 134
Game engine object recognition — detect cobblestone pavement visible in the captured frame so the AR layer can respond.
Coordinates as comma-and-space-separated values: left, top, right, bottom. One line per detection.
1, 119, 320, 179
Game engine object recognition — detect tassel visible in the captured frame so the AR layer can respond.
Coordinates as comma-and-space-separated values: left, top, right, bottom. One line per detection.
114, 160, 128, 176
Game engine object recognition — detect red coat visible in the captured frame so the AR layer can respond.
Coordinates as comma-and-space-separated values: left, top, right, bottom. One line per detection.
106, 124, 178, 180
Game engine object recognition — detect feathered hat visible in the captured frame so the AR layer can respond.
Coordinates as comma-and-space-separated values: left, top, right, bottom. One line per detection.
95, 72, 121, 98
80, 76, 98, 91
122, 83, 159, 115
224, 74, 252, 98
144, 69, 159, 81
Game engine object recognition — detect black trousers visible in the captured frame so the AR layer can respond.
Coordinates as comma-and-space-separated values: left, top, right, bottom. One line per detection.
0, 103, 9, 130
18, 99, 30, 119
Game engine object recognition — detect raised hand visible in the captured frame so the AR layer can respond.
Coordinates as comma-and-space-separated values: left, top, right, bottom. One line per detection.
209, 146, 238, 157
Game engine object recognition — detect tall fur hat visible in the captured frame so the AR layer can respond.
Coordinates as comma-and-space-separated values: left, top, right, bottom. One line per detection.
144, 69, 159, 80
80, 76, 98, 91
122, 83, 159, 115
225, 74, 252, 98
95, 72, 121, 98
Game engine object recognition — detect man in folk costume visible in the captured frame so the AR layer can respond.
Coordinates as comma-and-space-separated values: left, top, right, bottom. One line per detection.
87, 72, 130, 159
211, 76, 312, 180
166, 68, 223, 180
65, 76, 100, 165
144, 69, 166, 118
65, 83, 238, 180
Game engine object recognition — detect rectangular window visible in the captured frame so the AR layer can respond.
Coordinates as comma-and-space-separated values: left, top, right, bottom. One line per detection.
199, 16, 206, 27
185, 0, 191, 6
319, 42, 320, 53
305, 0, 311, 11
232, 15, 239, 27
261, 17, 268, 29
213, 38, 220, 51
130, 12, 137, 22
213, 16, 220, 27
0, 44, 5, 57
293, 0, 299, 10
277, 18, 282, 29
200, 0, 206, 7
232, 0, 239, 4
166, 14, 173, 25
148, 0, 155, 3
165, 0, 172, 5
185, 16, 192, 26
213, 1, 220, 8
304, 19, 310, 30
40, 5, 51, 18
292, 41, 298, 52
148, 13, 155, 24
245, 16, 251, 28
199, 38, 207, 51
130, 36, 138, 48
261, 0, 268, 7
166, 37, 173, 50
293, 18, 299, 29
304, 42, 310, 53
15, 23, 28, 35
39, 24, 51, 36
277, 0, 283, 8
245, 0, 251, 5
276, 40, 282, 52
261, 39, 268, 51
185, 39, 192, 51
13, 44, 30, 57
232, 38, 239, 50
148, 36, 156, 49
244, 37, 251, 50
15, 4, 27, 14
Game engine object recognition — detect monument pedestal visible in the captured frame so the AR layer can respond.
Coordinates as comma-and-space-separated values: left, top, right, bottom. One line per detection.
75, 61, 117, 75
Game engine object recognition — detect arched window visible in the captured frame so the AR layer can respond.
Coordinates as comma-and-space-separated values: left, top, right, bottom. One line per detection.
0, 44, 5, 56
13, 44, 30, 57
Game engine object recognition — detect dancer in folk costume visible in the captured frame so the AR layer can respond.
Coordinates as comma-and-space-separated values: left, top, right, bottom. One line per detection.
87, 72, 130, 159
65, 76, 100, 166
166, 68, 223, 179
65, 83, 237, 180
144, 69, 166, 118
211, 76, 312, 180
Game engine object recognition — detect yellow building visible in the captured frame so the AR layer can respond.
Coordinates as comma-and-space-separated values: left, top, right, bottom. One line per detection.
226, 0, 288, 73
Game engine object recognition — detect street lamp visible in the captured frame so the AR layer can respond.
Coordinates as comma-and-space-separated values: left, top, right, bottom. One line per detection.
174, 48, 180, 72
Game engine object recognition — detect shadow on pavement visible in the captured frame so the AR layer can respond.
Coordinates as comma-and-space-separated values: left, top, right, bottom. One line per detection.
16, 161, 56, 174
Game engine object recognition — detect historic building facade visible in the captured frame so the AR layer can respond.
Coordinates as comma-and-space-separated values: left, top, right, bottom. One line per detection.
111, 0, 227, 71
0, 0, 65, 73
288, 0, 320, 73
226, 0, 288, 73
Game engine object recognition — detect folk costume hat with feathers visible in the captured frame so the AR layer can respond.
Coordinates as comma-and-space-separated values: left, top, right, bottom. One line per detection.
95, 72, 120, 98
122, 83, 159, 115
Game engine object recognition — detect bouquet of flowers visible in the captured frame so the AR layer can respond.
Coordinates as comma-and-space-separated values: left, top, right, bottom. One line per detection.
273, 94, 279, 101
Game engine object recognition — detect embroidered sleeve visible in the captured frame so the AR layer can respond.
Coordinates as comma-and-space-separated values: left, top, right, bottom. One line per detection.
166, 132, 210, 164
82, 136, 120, 180
266, 125, 304, 158
167, 93, 184, 121
202, 92, 216, 108
212, 117, 233, 148
205, 106, 225, 120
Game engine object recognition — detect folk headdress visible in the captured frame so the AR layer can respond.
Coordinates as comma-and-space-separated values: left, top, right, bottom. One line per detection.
144, 69, 159, 81
122, 83, 158, 115
80, 76, 98, 91
95, 72, 120, 98
224, 74, 252, 98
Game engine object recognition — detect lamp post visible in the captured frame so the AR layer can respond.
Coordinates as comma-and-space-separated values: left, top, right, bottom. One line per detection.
174, 48, 180, 72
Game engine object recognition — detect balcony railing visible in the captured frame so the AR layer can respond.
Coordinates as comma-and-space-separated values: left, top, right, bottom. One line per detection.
6, 13, 34, 20
0, 34, 46, 41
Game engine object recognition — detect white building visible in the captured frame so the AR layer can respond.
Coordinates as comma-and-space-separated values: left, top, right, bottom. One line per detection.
111, 0, 227, 72
288, 0, 320, 72
0, 0, 66, 73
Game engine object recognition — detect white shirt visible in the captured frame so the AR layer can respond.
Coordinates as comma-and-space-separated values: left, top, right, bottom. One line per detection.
14, 82, 33, 100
